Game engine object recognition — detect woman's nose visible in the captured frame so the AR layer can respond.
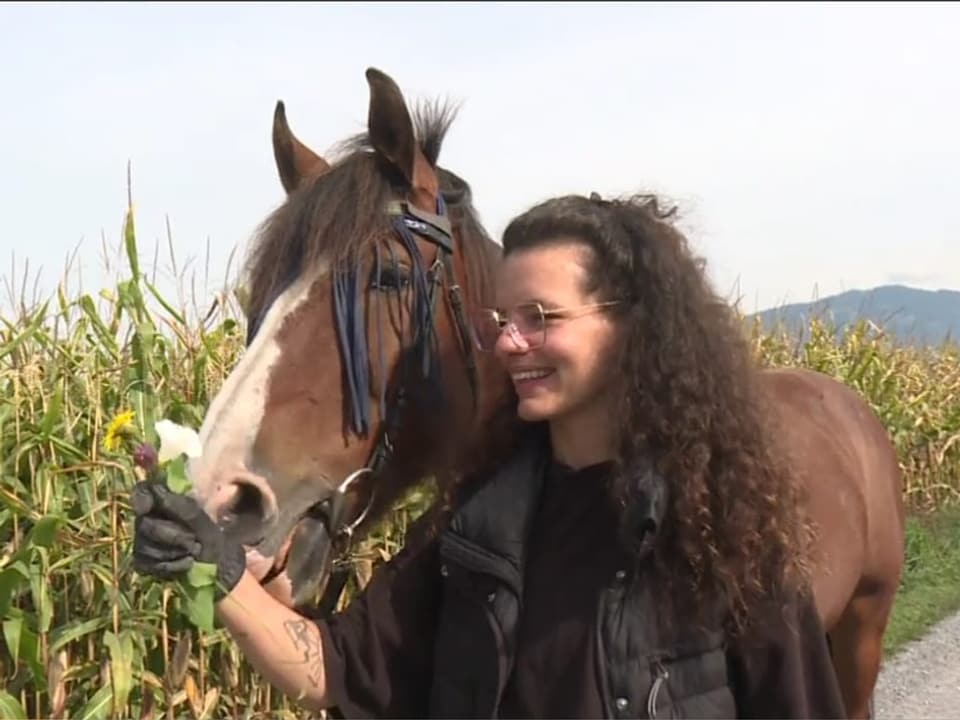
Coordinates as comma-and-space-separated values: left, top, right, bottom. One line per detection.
495, 321, 530, 356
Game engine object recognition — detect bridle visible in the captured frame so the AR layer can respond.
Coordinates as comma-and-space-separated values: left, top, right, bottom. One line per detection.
259, 189, 480, 614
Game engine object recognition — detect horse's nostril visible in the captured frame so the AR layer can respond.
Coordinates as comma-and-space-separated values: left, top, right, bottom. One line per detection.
232, 482, 264, 520
220, 479, 271, 545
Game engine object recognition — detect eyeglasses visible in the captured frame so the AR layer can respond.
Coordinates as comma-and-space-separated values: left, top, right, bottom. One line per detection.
471, 300, 623, 352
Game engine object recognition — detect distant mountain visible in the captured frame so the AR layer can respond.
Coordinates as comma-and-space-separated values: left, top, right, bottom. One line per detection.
749, 285, 960, 348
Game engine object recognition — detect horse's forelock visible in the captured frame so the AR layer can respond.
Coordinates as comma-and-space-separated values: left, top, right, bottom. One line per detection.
243, 99, 492, 350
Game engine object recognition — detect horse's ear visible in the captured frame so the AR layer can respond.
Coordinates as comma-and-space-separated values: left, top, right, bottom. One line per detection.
365, 68, 438, 199
272, 101, 330, 194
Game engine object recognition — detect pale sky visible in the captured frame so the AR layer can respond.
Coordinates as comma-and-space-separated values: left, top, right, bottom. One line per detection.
2, 1, 958, 317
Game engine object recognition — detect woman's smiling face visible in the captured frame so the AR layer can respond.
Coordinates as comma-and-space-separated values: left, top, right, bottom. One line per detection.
492, 239, 623, 424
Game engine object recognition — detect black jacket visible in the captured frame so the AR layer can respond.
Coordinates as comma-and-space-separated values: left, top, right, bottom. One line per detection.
427, 428, 738, 718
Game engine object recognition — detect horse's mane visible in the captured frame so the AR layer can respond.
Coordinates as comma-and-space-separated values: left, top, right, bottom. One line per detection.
242, 99, 499, 337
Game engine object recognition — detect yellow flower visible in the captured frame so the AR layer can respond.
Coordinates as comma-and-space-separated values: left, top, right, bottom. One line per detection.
104, 410, 136, 452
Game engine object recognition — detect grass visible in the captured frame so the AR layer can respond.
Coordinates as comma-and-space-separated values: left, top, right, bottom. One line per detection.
0, 188, 958, 717
884, 507, 960, 656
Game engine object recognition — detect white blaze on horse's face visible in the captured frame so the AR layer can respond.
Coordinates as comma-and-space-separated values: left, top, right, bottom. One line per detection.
187, 267, 324, 582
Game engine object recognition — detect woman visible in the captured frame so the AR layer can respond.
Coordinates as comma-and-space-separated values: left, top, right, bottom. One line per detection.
132, 192, 846, 718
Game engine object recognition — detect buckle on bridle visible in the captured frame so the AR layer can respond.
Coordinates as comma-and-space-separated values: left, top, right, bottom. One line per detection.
330, 467, 377, 551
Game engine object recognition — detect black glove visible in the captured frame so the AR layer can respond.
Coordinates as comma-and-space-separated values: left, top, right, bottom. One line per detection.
131, 481, 246, 601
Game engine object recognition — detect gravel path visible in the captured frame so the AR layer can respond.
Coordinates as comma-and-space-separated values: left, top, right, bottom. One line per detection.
873, 610, 960, 719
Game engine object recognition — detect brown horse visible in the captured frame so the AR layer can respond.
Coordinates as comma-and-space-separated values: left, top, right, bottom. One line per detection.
759, 367, 905, 718
188, 68, 905, 719
188, 67, 511, 610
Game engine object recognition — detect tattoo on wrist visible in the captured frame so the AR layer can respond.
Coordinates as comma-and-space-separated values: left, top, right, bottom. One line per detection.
283, 619, 323, 687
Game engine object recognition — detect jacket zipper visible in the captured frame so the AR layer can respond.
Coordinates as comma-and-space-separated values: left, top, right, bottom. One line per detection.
646, 660, 669, 718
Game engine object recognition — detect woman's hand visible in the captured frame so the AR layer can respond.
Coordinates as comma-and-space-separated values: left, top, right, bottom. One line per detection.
131, 480, 246, 600
131, 480, 333, 710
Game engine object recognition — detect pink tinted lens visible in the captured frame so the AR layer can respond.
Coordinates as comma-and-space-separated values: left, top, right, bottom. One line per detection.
473, 310, 505, 351
513, 304, 545, 336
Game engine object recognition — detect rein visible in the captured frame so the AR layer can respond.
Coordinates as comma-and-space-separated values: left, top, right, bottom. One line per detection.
260, 191, 480, 612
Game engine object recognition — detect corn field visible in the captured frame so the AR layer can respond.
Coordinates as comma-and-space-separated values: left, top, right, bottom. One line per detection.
1, 199, 959, 719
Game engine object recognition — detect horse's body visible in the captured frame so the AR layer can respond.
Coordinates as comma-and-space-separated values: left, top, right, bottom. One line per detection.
759, 367, 904, 718
190, 68, 904, 719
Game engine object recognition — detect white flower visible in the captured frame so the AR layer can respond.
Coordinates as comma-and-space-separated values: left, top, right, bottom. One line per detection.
155, 419, 203, 464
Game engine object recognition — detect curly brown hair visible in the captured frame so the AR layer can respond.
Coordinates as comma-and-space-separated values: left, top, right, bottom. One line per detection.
499, 192, 818, 638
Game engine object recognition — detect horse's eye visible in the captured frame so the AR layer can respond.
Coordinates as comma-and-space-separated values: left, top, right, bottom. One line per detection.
372, 264, 411, 291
